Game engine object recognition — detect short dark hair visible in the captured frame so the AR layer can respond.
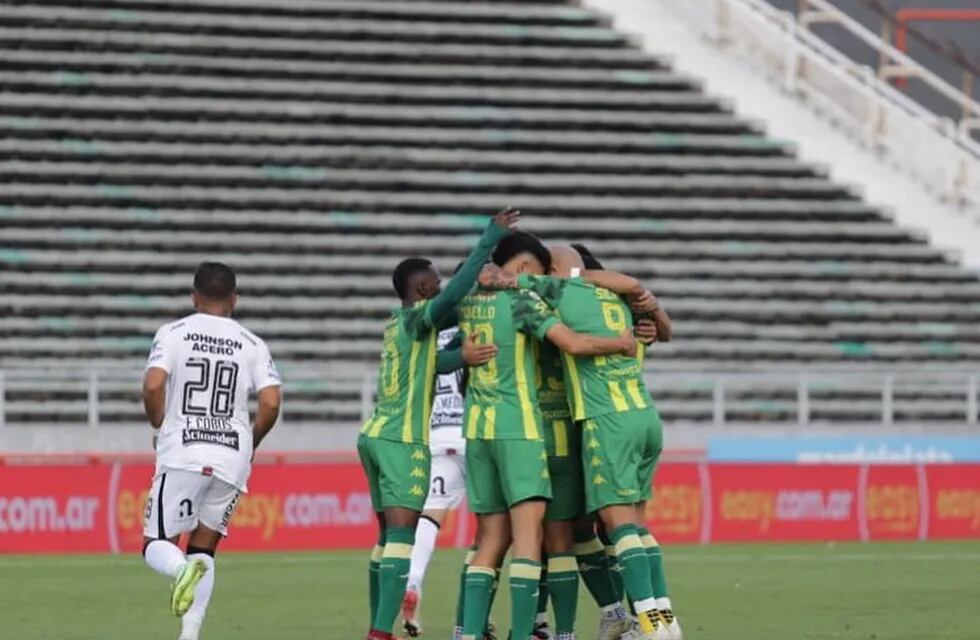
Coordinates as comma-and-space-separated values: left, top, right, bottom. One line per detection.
492, 231, 552, 273
572, 243, 604, 270
193, 261, 236, 299
392, 257, 433, 299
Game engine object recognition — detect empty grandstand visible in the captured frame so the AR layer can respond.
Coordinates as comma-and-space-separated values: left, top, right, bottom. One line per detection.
1, 0, 979, 433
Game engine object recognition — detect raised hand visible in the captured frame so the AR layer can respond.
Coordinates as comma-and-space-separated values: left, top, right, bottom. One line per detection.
634, 318, 658, 345
492, 206, 521, 231
478, 263, 519, 290
462, 332, 498, 366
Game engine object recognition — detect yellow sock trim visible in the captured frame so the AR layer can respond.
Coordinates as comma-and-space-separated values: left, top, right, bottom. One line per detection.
573, 538, 604, 556
467, 565, 497, 578
383, 542, 413, 559
464, 550, 476, 565
510, 562, 542, 581
640, 533, 657, 548
370, 545, 385, 562
604, 545, 617, 558
614, 533, 644, 556
547, 556, 578, 573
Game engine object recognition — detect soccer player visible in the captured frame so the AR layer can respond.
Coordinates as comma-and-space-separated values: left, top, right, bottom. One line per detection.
141, 261, 282, 640
401, 323, 497, 638
359, 208, 519, 640
458, 232, 638, 640
572, 244, 680, 640
517, 246, 673, 640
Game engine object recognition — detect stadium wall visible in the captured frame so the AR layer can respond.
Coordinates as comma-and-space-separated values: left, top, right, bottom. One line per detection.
2, 457, 978, 554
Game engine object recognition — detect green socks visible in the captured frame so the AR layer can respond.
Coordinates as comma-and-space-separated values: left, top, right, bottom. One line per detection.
574, 533, 621, 608
546, 554, 579, 634
372, 526, 414, 633
536, 567, 549, 622
638, 527, 669, 599
598, 527, 625, 603
454, 547, 476, 633
510, 558, 543, 640
609, 524, 656, 609
368, 528, 387, 628
461, 565, 496, 639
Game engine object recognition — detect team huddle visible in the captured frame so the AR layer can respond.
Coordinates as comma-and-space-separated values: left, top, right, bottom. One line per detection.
359, 209, 680, 640
137, 210, 677, 640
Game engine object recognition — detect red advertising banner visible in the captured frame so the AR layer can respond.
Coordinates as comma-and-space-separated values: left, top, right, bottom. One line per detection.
708, 463, 860, 542
3, 460, 980, 553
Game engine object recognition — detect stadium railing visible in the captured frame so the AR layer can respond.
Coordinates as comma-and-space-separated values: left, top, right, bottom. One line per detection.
662, 0, 980, 209
0, 365, 976, 428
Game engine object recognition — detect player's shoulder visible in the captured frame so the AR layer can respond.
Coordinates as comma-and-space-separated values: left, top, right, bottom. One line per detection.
153, 314, 193, 340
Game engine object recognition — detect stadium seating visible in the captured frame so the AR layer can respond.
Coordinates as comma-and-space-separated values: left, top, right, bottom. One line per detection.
1, 0, 978, 426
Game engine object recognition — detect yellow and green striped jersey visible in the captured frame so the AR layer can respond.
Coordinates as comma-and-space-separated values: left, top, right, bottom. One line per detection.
520, 275, 652, 421
460, 288, 559, 441
361, 300, 439, 444
538, 340, 577, 457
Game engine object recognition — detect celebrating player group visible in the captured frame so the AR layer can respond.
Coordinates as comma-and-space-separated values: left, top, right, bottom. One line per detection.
136, 209, 677, 640
360, 208, 680, 640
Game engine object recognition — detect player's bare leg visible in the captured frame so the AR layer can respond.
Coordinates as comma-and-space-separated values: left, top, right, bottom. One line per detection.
544, 519, 578, 640
402, 507, 448, 637
597, 505, 665, 640
176, 525, 222, 640
369, 507, 420, 640
462, 513, 511, 640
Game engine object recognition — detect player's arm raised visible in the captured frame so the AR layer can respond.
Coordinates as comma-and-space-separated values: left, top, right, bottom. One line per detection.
426, 207, 520, 328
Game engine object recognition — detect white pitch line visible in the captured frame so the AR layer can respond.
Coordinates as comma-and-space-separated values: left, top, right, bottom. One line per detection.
1, 550, 979, 569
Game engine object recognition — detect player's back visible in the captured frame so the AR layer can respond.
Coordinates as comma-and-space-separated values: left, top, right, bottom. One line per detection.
148, 312, 279, 490
459, 288, 553, 441
551, 278, 651, 421
363, 302, 439, 444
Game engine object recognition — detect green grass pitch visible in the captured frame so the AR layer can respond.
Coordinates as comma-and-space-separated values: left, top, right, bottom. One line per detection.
4, 541, 979, 639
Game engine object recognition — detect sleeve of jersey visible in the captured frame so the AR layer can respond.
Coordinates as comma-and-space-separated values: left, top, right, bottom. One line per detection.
145, 326, 175, 373
423, 220, 508, 331
436, 333, 464, 373
251, 341, 283, 391
516, 274, 566, 309
514, 291, 561, 340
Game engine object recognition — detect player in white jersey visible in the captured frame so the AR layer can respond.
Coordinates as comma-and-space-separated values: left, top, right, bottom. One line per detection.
141, 262, 282, 640
402, 326, 496, 638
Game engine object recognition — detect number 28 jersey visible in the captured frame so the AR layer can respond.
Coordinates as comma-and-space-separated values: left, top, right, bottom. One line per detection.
146, 312, 282, 491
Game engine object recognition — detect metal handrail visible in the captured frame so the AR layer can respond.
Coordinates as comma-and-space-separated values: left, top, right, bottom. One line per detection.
669, 0, 980, 207
0, 366, 976, 427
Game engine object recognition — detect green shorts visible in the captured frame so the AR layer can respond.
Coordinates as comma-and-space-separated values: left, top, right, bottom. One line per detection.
357, 433, 431, 512
465, 438, 552, 514
545, 455, 585, 522
581, 408, 662, 513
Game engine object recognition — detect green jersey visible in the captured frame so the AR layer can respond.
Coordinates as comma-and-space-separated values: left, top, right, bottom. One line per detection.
520, 275, 652, 421
459, 288, 559, 441
538, 341, 576, 457
361, 300, 439, 444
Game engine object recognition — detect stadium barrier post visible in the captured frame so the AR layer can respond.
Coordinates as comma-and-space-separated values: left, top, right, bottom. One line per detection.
796, 375, 809, 426
881, 373, 894, 425
712, 378, 726, 425
967, 375, 978, 425
0, 369, 5, 428
360, 371, 373, 421
87, 370, 99, 428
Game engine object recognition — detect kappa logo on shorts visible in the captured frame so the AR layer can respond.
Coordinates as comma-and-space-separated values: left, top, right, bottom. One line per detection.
411, 450, 427, 461
590, 456, 603, 468
410, 466, 426, 478
410, 485, 425, 497
587, 438, 600, 450
592, 474, 607, 485
617, 488, 639, 497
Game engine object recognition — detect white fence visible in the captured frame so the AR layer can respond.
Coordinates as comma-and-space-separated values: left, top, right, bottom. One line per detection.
668, 0, 980, 208
0, 366, 977, 428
